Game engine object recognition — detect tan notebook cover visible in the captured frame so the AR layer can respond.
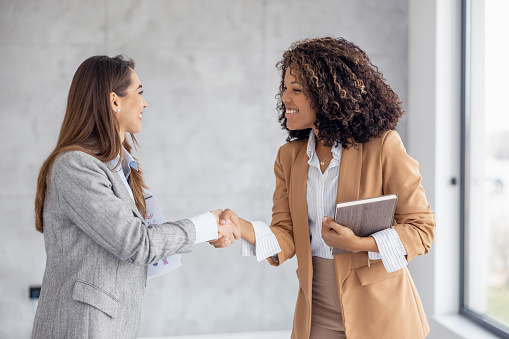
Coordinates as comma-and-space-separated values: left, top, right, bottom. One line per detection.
331, 194, 398, 255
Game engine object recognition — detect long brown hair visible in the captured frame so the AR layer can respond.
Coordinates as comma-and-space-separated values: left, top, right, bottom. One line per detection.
276, 37, 404, 148
35, 55, 147, 233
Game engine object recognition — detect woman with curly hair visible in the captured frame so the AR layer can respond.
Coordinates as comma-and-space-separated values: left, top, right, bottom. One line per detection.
213, 37, 435, 338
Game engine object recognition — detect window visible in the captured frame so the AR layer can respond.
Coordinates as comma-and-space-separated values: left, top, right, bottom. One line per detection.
461, 0, 509, 337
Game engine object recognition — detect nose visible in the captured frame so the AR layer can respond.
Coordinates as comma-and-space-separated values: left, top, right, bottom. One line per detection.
142, 96, 148, 108
281, 88, 290, 105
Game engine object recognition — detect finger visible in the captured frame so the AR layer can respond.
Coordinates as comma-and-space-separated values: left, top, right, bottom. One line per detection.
321, 228, 329, 240
322, 217, 343, 232
321, 229, 337, 247
321, 216, 334, 227
212, 234, 225, 242
232, 224, 241, 240
322, 236, 331, 247
227, 220, 241, 238
225, 225, 238, 240
212, 236, 230, 248
321, 223, 329, 235
219, 208, 235, 225
211, 240, 225, 248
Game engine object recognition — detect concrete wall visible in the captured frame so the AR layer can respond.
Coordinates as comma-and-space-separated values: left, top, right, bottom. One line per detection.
0, 1, 409, 337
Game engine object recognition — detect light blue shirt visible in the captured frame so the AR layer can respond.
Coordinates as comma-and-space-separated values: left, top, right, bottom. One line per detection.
110, 148, 138, 203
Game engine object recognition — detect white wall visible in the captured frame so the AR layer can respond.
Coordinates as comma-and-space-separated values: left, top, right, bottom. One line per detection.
0, 1, 409, 338
407, 0, 500, 338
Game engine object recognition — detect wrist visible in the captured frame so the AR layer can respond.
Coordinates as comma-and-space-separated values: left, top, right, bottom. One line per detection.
239, 219, 249, 237
353, 236, 378, 252
351, 236, 364, 252
358, 236, 379, 252
240, 219, 256, 245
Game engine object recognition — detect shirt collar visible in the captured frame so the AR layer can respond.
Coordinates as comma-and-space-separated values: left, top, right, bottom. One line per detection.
306, 130, 342, 163
109, 147, 138, 178
123, 148, 138, 171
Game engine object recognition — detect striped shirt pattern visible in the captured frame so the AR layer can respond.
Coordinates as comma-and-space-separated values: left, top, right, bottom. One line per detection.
241, 131, 407, 273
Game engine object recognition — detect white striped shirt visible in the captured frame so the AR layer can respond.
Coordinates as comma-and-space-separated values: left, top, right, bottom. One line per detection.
241, 131, 408, 273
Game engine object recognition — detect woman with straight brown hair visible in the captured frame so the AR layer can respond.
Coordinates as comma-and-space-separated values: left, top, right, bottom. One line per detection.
32, 55, 239, 339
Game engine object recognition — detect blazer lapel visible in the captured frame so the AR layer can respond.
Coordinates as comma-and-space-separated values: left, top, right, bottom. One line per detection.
290, 143, 310, 231
337, 142, 363, 203
290, 143, 314, 294
109, 171, 146, 223
335, 142, 363, 284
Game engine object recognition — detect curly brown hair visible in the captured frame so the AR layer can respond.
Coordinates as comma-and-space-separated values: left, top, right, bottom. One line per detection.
276, 37, 404, 148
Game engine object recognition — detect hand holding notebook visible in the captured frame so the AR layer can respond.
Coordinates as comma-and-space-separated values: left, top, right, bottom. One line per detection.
325, 194, 398, 255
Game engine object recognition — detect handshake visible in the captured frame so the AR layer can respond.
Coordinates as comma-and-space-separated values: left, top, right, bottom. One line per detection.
209, 209, 242, 248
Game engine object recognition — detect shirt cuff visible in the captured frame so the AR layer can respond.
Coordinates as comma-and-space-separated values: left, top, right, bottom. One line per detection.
241, 239, 256, 256
240, 221, 281, 262
369, 228, 407, 273
189, 212, 218, 244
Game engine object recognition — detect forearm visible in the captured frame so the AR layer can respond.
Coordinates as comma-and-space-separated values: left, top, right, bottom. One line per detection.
239, 218, 256, 245
353, 236, 379, 253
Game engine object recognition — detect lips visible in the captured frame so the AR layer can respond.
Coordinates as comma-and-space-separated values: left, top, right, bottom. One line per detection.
285, 108, 299, 119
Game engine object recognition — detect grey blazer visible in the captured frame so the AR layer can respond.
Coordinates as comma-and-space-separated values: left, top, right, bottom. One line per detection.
32, 151, 197, 339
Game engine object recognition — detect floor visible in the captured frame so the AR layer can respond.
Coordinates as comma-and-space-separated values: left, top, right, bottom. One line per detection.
141, 331, 291, 339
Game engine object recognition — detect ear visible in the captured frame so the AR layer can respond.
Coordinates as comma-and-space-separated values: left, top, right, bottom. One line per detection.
110, 92, 120, 114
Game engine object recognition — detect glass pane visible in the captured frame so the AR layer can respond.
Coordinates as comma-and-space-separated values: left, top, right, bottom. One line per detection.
466, 0, 509, 329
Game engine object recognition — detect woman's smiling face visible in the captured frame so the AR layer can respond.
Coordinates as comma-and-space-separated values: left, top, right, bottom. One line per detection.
115, 69, 147, 138
281, 68, 317, 132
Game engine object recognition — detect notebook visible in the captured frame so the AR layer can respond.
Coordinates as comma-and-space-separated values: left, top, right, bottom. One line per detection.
331, 194, 397, 255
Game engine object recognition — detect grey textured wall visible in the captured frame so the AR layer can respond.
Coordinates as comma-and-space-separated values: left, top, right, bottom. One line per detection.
0, 0, 408, 337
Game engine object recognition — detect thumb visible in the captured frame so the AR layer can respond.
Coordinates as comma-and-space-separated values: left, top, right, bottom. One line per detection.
219, 209, 232, 225
322, 216, 333, 227
322, 216, 341, 232
220, 209, 237, 225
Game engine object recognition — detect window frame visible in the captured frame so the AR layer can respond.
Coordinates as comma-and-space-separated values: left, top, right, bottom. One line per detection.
460, 0, 509, 337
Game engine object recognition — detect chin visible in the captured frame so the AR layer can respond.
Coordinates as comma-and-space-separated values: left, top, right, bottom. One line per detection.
286, 124, 301, 131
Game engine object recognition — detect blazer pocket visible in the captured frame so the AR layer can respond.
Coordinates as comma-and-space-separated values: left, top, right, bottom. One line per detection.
72, 279, 118, 318
354, 262, 403, 286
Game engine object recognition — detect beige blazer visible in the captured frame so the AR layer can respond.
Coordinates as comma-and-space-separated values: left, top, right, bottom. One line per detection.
267, 130, 435, 339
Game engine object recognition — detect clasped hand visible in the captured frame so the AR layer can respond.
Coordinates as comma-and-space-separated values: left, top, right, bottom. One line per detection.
209, 209, 241, 248
321, 216, 361, 252
207, 211, 373, 252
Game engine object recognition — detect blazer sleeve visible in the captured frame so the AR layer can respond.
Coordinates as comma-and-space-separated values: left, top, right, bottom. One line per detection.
267, 146, 296, 266
381, 131, 436, 262
51, 151, 197, 266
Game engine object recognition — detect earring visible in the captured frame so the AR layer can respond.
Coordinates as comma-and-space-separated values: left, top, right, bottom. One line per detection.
116, 108, 120, 112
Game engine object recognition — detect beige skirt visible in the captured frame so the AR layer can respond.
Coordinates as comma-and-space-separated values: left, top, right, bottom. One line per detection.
310, 257, 346, 339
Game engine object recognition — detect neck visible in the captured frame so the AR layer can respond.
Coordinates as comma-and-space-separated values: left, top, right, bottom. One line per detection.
313, 129, 329, 148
